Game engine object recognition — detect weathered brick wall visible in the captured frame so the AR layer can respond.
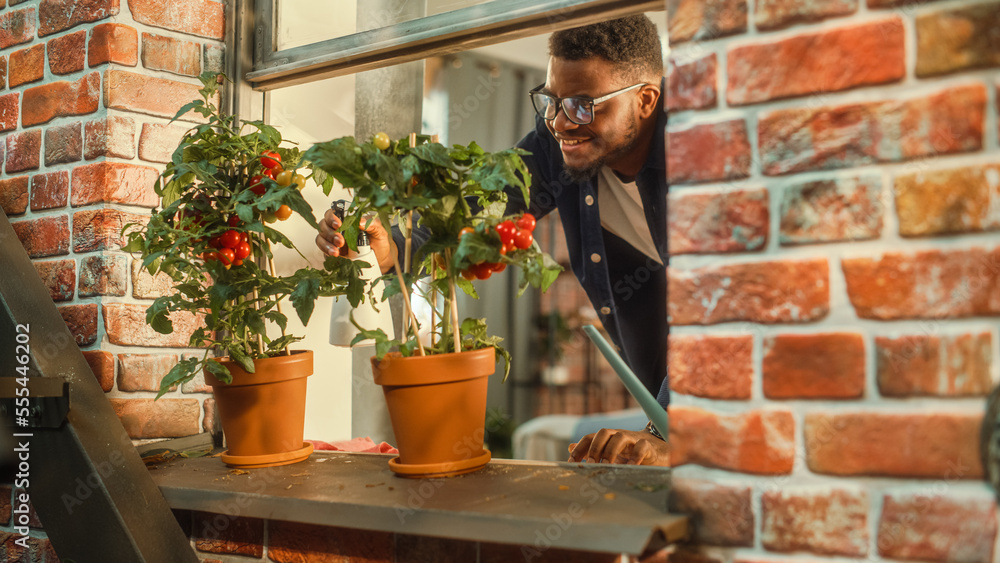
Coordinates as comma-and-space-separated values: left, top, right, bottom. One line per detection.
0, 0, 224, 559
662, 0, 999, 561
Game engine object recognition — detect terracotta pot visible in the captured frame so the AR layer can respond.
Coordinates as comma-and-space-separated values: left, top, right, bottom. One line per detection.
372, 347, 495, 477
205, 350, 314, 468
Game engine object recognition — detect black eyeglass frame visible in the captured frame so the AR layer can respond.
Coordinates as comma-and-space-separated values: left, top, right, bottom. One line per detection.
528, 83, 646, 125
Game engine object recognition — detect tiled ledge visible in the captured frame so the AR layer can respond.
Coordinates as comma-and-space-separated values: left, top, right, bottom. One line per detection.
149, 451, 687, 558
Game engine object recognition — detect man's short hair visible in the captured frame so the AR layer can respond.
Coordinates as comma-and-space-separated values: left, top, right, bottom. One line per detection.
549, 14, 664, 83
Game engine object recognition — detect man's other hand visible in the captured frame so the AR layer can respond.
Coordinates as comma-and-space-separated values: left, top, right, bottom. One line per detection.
568, 428, 669, 466
316, 208, 396, 274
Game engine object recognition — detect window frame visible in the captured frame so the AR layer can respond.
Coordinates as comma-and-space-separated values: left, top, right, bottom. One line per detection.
247, 0, 662, 91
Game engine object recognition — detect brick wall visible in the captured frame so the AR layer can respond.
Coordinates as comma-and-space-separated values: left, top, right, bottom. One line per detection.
0, 0, 224, 559
661, 0, 999, 561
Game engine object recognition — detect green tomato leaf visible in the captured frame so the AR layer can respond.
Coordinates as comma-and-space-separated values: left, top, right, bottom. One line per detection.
156, 357, 201, 399
290, 274, 321, 325
204, 358, 232, 385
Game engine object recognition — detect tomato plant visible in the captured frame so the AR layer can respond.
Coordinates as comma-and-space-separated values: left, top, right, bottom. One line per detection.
123, 72, 366, 398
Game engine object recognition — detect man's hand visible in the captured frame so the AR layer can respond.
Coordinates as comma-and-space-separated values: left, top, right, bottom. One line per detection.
316, 208, 397, 274
568, 428, 669, 466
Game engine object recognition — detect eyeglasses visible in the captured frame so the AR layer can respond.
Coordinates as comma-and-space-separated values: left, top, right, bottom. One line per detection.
529, 83, 645, 125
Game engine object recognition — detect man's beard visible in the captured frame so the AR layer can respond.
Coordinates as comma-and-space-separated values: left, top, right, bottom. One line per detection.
563, 116, 641, 183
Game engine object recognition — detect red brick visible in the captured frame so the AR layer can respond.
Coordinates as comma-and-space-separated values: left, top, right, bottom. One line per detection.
30, 171, 69, 210
47, 30, 86, 75
192, 511, 264, 557
668, 0, 747, 44
729, 18, 902, 106
33, 259, 75, 301
666, 52, 717, 112
669, 479, 753, 546
59, 303, 98, 345
0, 176, 28, 215
141, 32, 201, 76
72, 208, 146, 252
780, 174, 883, 245
12, 215, 69, 257
117, 353, 178, 392
762, 487, 868, 556
109, 398, 200, 438
669, 406, 795, 474
129, 0, 225, 40
759, 84, 985, 176
878, 332, 994, 397
868, 0, 945, 6
0, 8, 36, 50
667, 120, 751, 184
182, 360, 212, 393
398, 533, 479, 563
6, 129, 41, 173
916, 3, 1000, 77
668, 187, 768, 254
9, 44, 45, 88
754, 0, 857, 30
82, 349, 114, 392
804, 411, 983, 478
763, 333, 865, 399
103, 303, 205, 347
878, 491, 997, 561
79, 253, 127, 297
138, 122, 187, 163
668, 334, 752, 399
0, 92, 17, 132
104, 70, 208, 121
39, 0, 119, 37
895, 163, 1000, 236
669, 258, 829, 325
842, 246, 1000, 319
131, 257, 175, 298
22, 72, 101, 127
71, 162, 159, 208
0, 56, 6, 90
84, 115, 135, 160
268, 520, 395, 562
88, 23, 137, 67
44, 121, 83, 166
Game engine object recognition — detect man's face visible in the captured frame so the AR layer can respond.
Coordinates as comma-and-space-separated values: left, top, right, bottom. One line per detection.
541, 56, 643, 181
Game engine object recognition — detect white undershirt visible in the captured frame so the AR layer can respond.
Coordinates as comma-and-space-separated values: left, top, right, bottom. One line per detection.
597, 166, 662, 265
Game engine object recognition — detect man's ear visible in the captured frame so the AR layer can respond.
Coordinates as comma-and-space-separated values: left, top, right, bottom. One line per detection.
637, 84, 661, 119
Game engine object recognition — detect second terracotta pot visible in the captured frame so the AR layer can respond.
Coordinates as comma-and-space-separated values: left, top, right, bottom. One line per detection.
372, 347, 495, 476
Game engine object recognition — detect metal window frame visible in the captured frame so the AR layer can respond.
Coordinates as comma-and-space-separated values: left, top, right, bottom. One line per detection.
247, 0, 662, 91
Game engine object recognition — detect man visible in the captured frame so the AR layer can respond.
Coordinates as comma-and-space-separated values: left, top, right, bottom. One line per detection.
316, 15, 670, 466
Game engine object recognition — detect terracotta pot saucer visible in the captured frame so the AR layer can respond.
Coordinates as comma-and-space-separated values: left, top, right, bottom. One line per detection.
387, 449, 491, 478
221, 442, 314, 469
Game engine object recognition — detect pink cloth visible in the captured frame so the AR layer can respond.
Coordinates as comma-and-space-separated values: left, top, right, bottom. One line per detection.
307, 436, 398, 454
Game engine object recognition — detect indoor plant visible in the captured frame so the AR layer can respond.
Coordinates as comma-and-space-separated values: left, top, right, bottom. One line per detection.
123, 73, 365, 468
303, 133, 561, 477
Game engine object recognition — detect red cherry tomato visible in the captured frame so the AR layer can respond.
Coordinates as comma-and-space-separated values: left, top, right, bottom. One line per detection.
262, 168, 276, 179
497, 221, 517, 247
499, 244, 508, 256
249, 175, 266, 195
239, 232, 249, 244
513, 229, 533, 250
208, 236, 223, 249
218, 248, 235, 266
220, 229, 241, 249
458, 227, 474, 239
461, 269, 476, 281
260, 151, 282, 170
472, 263, 493, 280
203, 251, 219, 263
234, 241, 252, 260
228, 215, 241, 228
491, 262, 507, 272
516, 213, 536, 232
232, 259, 244, 267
